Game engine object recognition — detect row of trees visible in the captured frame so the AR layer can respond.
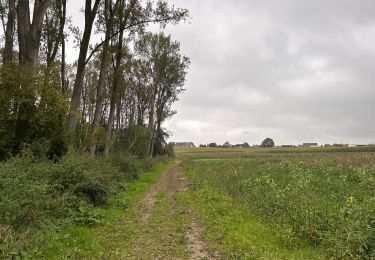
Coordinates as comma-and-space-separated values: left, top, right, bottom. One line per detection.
0, 0, 190, 160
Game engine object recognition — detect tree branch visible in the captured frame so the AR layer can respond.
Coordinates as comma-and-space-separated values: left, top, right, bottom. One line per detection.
0, 0, 6, 33
85, 16, 177, 65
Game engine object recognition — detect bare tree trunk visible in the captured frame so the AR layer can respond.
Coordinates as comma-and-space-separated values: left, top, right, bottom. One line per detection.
116, 99, 121, 130
3, 0, 16, 65
46, 0, 66, 67
147, 87, 157, 157
13, 0, 52, 151
17, 0, 51, 66
90, 0, 112, 156
69, 0, 101, 132
103, 33, 123, 157
149, 124, 157, 157
104, 0, 126, 157
103, 0, 137, 156
61, 31, 66, 92
60, 0, 67, 92
151, 118, 162, 157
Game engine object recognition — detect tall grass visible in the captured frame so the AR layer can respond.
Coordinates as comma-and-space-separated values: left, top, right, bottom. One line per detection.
183, 153, 375, 258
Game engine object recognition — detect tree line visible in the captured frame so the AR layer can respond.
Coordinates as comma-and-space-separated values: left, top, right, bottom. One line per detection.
0, 0, 190, 160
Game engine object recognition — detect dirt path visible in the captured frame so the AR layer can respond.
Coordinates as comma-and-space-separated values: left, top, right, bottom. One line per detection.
127, 161, 218, 259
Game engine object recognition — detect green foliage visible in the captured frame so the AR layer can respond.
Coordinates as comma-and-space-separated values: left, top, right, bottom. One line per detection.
183, 152, 375, 258
0, 65, 69, 161
181, 179, 322, 259
113, 125, 151, 157
152, 128, 174, 157
0, 152, 159, 255
110, 153, 158, 181
261, 137, 275, 147
72, 207, 105, 227
112, 156, 142, 180
74, 182, 108, 206
166, 143, 175, 158
31, 161, 170, 259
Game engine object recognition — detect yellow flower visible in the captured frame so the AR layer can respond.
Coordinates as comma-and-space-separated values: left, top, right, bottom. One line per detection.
256, 178, 261, 183
347, 196, 354, 203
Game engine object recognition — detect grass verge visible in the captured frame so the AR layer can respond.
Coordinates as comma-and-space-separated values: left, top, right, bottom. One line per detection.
181, 166, 325, 259
126, 192, 191, 258
24, 161, 171, 259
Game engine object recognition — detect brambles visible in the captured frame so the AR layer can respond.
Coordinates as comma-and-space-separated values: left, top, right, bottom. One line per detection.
74, 182, 108, 206
0, 152, 160, 255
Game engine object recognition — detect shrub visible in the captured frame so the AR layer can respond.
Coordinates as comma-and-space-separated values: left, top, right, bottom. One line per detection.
50, 167, 88, 191
111, 155, 141, 180
74, 182, 108, 206
0, 151, 159, 254
72, 207, 104, 227
113, 126, 151, 157
0, 65, 69, 161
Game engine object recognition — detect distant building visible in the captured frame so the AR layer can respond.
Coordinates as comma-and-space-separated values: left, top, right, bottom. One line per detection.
235, 142, 250, 148
325, 144, 349, 148
334, 144, 349, 148
222, 141, 232, 148
169, 142, 195, 148
303, 143, 318, 147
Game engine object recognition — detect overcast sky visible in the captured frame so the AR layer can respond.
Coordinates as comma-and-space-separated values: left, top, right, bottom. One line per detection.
69, 1, 375, 146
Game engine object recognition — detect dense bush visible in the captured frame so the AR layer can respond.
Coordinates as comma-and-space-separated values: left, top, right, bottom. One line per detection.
0, 152, 157, 253
185, 154, 375, 259
113, 126, 151, 157
0, 65, 69, 161
74, 182, 108, 206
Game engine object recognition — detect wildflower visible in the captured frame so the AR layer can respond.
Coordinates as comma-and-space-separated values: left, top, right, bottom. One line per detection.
256, 178, 261, 183
347, 196, 354, 203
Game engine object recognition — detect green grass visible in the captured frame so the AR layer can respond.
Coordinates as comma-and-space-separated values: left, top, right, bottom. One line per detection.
176, 146, 375, 159
180, 149, 375, 259
29, 162, 171, 259
125, 191, 191, 259
0, 152, 169, 259
182, 167, 323, 259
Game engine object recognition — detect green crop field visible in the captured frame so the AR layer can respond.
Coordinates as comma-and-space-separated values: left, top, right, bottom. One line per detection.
179, 147, 375, 259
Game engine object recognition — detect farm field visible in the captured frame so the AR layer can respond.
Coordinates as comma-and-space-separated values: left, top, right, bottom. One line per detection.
179, 147, 375, 259
2, 147, 375, 259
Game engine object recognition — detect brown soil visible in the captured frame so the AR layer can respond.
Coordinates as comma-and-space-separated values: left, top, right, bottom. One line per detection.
187, 221, 219, 260
138, 161, 189, 223
130, 161, 218, 259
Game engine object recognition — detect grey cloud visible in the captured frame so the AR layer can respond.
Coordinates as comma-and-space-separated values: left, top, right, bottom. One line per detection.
163, 0, 375, 145
68, 0, 375, 145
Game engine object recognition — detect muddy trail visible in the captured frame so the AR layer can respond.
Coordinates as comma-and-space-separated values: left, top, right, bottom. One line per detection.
126, 161, 219, 259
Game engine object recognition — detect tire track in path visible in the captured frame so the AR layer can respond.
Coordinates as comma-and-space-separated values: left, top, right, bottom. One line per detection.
127, 161, 218, 259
